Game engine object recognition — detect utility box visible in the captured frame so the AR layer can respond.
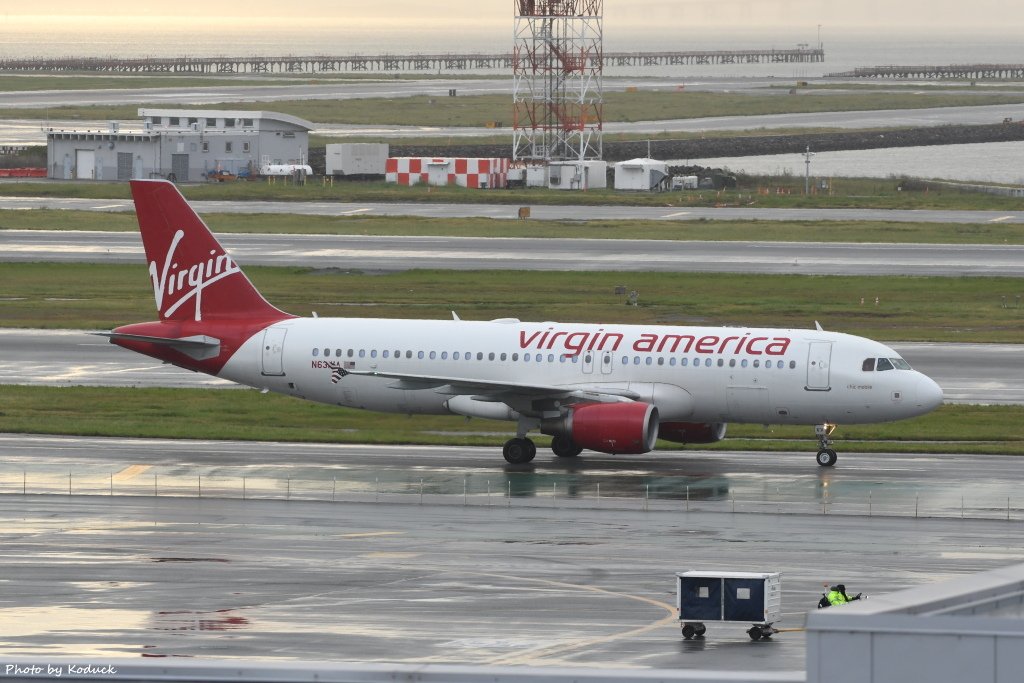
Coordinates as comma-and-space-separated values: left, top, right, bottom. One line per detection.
547, 160, 608, 190
676, 571, 781, 640
326, 143, 389, 176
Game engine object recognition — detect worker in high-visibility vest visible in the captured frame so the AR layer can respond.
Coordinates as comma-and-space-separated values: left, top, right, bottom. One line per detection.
825, 584, 863, 607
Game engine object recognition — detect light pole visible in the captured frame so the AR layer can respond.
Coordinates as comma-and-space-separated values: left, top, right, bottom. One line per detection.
803, 145, 815, 194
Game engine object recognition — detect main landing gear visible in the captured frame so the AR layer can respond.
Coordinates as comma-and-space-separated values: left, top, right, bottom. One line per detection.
815, 423, 838, 467
503, 437, 536, 464
503, 432, 585, 464
550, 435, 583, 458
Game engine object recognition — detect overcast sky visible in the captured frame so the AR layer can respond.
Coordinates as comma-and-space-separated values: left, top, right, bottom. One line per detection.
3, 1, 1021, 32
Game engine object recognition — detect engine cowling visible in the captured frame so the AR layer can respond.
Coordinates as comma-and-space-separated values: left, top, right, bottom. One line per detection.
658, 421, 728, 445
542, 402, 659, 455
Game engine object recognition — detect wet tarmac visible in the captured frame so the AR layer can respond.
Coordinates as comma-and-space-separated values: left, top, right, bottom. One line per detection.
1, 491, 1022, 669
1, 436, 1024, 669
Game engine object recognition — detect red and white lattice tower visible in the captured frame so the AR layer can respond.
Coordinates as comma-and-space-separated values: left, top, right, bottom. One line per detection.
512, 0, 603, 162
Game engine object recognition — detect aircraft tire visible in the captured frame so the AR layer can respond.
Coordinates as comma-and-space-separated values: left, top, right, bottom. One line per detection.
503, 437, 536, 464
816, 449, 838, 467
551, 435, 583, 458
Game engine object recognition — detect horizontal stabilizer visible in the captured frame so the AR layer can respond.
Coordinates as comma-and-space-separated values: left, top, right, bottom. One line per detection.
96, 332, 222, 361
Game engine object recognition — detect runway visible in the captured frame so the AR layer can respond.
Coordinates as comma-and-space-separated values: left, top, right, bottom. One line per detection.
5, 195, 1024, 224
4, 229, 1024, 276
2, 435, 1023, 667
2, 329, 1021, 404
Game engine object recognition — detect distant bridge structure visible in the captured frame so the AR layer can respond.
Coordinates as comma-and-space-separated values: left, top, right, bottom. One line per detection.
827, 64, 1024, 80
0, 48, 825, 74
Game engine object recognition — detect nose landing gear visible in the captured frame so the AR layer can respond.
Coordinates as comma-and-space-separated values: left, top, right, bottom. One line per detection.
815, 423, 837, 467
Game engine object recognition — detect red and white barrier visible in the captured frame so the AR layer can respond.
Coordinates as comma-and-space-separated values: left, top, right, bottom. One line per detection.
386, 157, 509, 189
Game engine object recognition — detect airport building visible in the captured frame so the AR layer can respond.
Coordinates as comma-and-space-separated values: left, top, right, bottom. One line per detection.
46, 109, 314, 182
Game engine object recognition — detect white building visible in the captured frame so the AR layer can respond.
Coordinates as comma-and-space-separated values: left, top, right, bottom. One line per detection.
46, 109, 313, 182
614, 158, 670, 191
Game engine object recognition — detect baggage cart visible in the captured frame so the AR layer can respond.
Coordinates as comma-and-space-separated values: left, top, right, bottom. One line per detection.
676, 571, 782, 640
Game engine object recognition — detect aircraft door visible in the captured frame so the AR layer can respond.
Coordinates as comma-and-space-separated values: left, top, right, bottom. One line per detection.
806, 342, 832, 391
600, 350, 614, 375
261, 327, 287, 376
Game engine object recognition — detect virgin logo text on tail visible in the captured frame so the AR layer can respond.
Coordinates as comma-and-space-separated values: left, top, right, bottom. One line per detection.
149, 229, 241, 321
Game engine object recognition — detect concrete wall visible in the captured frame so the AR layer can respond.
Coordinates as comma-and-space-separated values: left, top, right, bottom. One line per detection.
807, 563, 1024, 683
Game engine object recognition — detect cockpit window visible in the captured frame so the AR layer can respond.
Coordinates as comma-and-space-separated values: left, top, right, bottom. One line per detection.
876, 358, 894, 372
891, 358, 913, 370
862, 358, 875, 372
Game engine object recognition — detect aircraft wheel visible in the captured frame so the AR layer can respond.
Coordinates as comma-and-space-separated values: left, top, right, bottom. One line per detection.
681, 624, 695, 640
551, 435, 583, 458
816, 449, 838, 467
747, 626, 764, 641
503, 437, 536, 464
695, 623, 706, 636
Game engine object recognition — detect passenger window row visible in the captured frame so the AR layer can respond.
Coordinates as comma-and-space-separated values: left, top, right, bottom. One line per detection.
311, 348, 795, 369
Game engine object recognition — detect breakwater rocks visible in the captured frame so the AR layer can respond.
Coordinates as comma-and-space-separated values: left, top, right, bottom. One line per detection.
361, 121, 1024, 166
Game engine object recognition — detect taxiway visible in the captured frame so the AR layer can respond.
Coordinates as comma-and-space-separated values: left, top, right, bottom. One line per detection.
4, 229, 1024, 276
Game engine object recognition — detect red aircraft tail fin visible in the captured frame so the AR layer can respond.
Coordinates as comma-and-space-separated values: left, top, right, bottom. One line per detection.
130, 179, 288, 323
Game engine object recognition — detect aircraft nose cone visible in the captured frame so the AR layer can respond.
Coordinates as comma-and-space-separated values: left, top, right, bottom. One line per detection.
916, 375, 944, 411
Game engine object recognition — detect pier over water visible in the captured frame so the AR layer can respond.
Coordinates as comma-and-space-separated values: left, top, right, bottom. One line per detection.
828, 64, 1024, 80
0, 48, 824, 74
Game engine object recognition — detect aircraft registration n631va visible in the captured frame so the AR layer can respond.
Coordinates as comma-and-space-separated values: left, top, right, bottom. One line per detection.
103, 180, 943, 466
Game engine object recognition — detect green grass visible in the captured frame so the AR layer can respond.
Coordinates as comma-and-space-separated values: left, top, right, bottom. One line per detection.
0, 385, 1021, 454
2, 262, 1022, 342
8, 90, 1024, 124
3, 177, 1024, 211
5, 209, 1024, 245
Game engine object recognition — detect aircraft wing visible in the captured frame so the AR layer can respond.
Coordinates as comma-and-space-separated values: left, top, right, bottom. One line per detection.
341, 367, 640, 403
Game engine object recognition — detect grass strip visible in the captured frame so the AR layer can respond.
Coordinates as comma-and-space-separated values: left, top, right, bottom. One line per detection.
4, 209, 1024, 245
2, 263, 1022, 343
1, 386, 1021, 454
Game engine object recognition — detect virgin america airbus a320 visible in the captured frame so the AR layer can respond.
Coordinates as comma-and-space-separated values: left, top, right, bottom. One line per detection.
103, 180, 944, 466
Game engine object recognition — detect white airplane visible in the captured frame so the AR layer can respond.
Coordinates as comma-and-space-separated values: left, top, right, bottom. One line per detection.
104, 180, 944, 467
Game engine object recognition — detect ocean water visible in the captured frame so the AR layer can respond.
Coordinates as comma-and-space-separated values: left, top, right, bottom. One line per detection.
1, 21, 1022, 79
